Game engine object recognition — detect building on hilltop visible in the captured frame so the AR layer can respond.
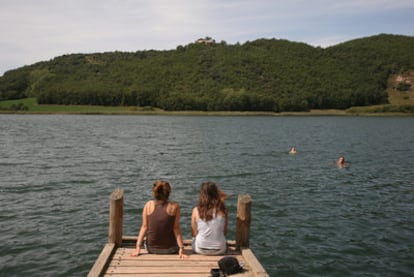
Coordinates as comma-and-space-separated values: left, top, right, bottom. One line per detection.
195, 37, 216, 45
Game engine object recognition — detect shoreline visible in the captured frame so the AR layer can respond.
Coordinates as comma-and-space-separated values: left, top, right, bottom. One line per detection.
1, 98, 413, 116
1, 109, 413, 116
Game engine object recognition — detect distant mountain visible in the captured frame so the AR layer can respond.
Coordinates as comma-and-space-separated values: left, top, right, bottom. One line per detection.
1, 34, 413, 112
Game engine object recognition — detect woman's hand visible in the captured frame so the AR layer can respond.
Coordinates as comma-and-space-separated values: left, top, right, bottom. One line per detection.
178, 247, 187, 259
130, 246, 141, 257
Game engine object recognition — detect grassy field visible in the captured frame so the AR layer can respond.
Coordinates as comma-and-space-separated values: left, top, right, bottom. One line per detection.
0, 98, 283, 115
1, 71, 414, 117
0, 98, 165, 114
0, 98, 353, 116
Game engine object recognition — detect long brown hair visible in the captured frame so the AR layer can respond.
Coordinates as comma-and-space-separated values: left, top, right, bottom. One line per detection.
152, 180, 171, 202
197, 182, 227, 221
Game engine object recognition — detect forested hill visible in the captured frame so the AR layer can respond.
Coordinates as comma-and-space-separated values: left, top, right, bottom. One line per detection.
1, 33, 413, 112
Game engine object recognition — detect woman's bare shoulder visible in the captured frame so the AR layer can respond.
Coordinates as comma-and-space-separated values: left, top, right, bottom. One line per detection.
144, 200, 155, 214
168, 201, 180, 208
217, 209, 227, 217
167, 201, 180, 215
191, 207, 199, 218
144, 200, 154, 207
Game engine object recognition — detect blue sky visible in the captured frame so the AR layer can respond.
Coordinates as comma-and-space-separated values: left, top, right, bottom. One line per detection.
1, 0, 413, 76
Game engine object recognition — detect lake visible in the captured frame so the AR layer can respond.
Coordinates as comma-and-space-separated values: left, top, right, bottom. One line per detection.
1, 115, 413, 276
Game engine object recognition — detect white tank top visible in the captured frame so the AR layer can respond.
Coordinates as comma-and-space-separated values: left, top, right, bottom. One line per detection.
195, 213, 226, 250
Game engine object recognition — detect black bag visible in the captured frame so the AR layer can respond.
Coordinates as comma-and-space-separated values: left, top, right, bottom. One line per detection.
217, 256, 243, 276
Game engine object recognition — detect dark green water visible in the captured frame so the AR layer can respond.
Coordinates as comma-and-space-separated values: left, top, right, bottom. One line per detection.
1, 115, 413, 276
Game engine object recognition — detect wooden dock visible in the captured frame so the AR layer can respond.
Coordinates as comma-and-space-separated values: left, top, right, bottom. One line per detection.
88, 189, 269, 277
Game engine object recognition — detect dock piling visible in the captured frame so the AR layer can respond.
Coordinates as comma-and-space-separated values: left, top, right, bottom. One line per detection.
108, 188, 124, 246
236, 194, 251, 249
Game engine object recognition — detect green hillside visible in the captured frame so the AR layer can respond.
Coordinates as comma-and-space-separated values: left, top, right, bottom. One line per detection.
1, 34, 413, 112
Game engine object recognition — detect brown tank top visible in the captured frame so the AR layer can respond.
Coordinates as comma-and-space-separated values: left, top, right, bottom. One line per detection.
147, 202, 177, 249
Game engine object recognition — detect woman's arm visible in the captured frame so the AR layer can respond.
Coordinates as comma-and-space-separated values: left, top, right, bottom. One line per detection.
191, 207, 198, 237
172, 203, 186, 259
223, 210, 228, 236
131, 202, 149, 256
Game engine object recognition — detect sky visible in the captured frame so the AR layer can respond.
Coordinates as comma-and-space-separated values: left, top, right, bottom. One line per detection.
1, 0, 414, 76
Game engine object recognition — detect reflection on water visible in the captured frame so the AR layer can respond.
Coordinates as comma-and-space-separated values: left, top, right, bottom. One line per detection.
1, 115, 414, 276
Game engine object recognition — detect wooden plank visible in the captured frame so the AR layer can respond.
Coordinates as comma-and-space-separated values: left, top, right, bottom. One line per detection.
122, 236, 236, 246
106, 266, 211, 274
121, 237, 238, 250
104, 273, 252, 277
109, 259, 219, 267
106, 264, 218, 271
112, 247, 242, 260
87, 243, 116, 277
103, 274, 251, 277
241, 248, 269, 277
114, 252, 224, 258
105, 267, 252, 276
108, 253, 224, 264
103, 273, 215, 277
114, 247, 243, 259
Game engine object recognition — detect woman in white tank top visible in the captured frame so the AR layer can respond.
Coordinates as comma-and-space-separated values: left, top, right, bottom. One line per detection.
191, 182, 228, 255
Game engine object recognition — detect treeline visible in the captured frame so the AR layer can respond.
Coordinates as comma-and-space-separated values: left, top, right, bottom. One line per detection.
1, 34, 414, 112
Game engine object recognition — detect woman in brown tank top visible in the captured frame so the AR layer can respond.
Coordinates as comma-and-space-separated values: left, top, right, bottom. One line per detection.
131, 180, 186, 258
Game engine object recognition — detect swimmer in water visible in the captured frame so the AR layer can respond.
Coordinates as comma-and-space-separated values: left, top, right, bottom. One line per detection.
337, 156, 345, 168
289, 147, 297, 154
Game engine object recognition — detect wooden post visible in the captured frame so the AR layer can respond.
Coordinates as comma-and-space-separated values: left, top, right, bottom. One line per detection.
108, 188, 124, 246
236, 194, 251, 250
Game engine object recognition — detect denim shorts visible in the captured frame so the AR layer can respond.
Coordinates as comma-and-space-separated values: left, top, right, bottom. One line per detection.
146, 242, 179, 254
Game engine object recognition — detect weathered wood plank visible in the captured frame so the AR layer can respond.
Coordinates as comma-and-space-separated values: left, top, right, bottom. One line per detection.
104, 270, 253, 276
122, 237, 237, 245
241, 248, 269, 277
104, 274, 251, 277
112, 253, 244, 261
103, 273, 210, 277
87, 243, 116, 277
112, 253, 228, 259
110, 260, 237, 266
105, 266, 252, 276
112, 245, 241, 259
103, 272, 254, 277
106, 266, 211, 274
